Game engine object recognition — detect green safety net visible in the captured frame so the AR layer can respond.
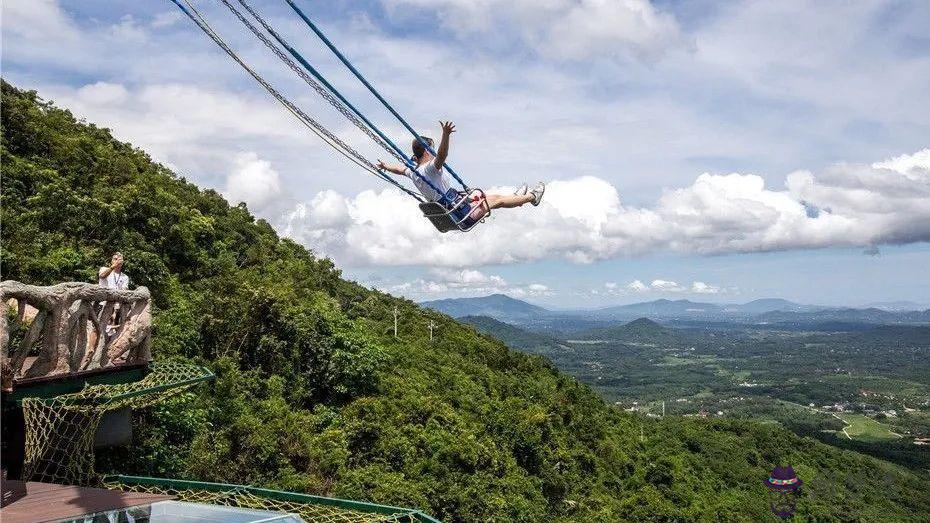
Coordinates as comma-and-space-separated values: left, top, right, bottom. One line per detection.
20, 361, 213, 485
103, 476, 439, 523
16, 361, 441, 522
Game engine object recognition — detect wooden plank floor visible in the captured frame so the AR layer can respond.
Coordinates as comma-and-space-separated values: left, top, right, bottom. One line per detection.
1, 481, 173, 522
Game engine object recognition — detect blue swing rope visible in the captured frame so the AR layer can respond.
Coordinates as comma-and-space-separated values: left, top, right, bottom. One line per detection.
228, 0, 454, 203
282, 0, 471, 192
169, 0, 426, 201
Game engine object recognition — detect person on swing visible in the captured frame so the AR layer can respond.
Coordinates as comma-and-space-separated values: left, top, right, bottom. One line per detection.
377, 121, 545, 214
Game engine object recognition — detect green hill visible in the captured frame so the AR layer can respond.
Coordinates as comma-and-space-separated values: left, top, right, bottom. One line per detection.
459, 315, 563, 354
582, 317, 682, 345
3, 80, 929, 522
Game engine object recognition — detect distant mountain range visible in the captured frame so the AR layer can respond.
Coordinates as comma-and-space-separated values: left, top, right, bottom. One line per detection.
422, 294, 930, 328
755, 308, 930, 325
865, 301, 930, 311
460, 314, 930, 354
421, 294, 551, 321
462, 315, 683, 352
591, 298, 820, 318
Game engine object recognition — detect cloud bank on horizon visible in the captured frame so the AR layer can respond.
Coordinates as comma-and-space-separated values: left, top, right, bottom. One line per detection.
276, 148, 930, 267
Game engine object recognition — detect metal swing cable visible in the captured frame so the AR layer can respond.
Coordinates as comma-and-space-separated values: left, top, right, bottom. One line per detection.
221, 0, 409, 167
169, 0, 424, 201
224, 0, 454, 201
173, 0, 420, 199
225, 0, 451, 202
283, 0, 470, 191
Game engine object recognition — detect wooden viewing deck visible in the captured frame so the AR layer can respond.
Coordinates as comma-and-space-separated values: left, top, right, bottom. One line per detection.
0, 480, 172, 522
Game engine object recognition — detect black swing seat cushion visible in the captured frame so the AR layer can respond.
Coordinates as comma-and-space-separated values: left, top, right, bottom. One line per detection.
420, 189, 490, 233
419, 201, 460, 233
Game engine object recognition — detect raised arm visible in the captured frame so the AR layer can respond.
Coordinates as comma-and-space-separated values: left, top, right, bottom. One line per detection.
99, 254, 123, 280
377, 159, 407, 176
433, 121, 455, 170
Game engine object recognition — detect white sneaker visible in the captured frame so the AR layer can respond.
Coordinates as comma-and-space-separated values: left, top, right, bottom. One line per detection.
515, 183, 528, 196
530, 182, 546, 206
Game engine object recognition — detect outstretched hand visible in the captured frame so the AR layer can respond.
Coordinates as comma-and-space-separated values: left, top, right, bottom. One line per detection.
376, 159, 388, 171
440, 120, 456, 135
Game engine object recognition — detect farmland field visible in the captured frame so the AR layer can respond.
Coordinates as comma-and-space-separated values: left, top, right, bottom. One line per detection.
836, 413, 903, 442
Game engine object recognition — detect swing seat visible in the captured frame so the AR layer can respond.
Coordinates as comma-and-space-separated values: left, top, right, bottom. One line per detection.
420, 188, 490, 233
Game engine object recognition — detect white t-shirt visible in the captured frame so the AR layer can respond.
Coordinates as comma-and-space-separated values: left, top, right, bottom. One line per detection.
99, 268, 129, 290
404, 161, 452, 202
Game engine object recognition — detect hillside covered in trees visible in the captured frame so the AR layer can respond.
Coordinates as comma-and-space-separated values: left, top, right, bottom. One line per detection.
2, 80, 929, 521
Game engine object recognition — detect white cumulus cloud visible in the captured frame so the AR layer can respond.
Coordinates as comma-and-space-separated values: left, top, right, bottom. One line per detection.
650, 279, 684, 292
691, 281, 720, 294
223, 152, 282, 212
377, 268, 549, 299
604, 279, 723, 296
278, 149, 930, 268
429, 268, 507, 288
380, 0, 682, 61
3, 0, 81, 42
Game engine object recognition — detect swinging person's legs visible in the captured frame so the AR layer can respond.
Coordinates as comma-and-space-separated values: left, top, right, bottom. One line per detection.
485, 193, 534, 209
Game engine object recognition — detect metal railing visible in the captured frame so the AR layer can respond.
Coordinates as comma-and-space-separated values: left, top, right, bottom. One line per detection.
105, 475, 442, 523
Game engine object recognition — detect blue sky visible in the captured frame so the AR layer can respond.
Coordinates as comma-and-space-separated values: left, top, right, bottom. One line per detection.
3, 0, 929, 307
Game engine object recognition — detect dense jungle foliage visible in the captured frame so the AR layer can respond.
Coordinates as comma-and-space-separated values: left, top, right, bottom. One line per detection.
2, 80, 929, 522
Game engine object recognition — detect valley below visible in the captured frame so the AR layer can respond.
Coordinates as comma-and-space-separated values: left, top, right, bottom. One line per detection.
441, 298, 930, 472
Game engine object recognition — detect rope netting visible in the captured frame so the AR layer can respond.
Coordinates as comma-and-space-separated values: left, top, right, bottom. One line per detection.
15, 359, 440, 522
103, 477, 431, 523
20, 361, 213, 485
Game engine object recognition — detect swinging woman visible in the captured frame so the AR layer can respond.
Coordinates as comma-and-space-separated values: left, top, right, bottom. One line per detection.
377, 121, 545, 214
